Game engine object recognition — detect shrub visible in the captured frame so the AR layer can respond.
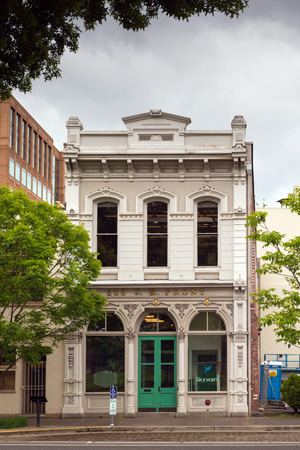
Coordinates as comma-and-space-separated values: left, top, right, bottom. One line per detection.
280, 373, 300, 412
0, 416, 28, 429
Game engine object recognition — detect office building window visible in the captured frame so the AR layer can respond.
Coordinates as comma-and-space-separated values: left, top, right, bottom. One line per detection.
33, 132, 37, 169
27, 172, 31, 190
9, 158, 15, 177
43, 142, 47, 177
15, 163, 20, 181
22, 120, 26, 159
22, 168, 26, 186
16, 114, 20, 154
38, 137, 42, 172
147, 201, 168, 267
43, 185, 47, 201
33, 177, 37, 195
27, 126, 31, 164
38, 181, 42, 198
97, 202, 118, 267
10, 108, 15, 149
197, 201, 218, 266
47, 146, 51, 180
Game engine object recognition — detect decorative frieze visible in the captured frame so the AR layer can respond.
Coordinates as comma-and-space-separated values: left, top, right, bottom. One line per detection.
124, 304, 138, 319
175, 304, 189, 318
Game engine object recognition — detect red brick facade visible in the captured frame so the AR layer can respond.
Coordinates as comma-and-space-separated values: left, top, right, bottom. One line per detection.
0, 97, 64, 205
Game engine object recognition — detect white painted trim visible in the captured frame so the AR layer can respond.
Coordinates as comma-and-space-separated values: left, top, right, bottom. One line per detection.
186, 187, 228, 214
85, 187, 126, 214
136, 186, 177, 214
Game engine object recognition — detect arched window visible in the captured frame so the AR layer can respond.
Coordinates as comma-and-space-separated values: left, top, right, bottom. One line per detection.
97, 202, 118, 267
147, 201, 168, 267
197, 201, 218, 266
188, 312, 227, 392
140, 313, 176, 332
86, 313, 124, 392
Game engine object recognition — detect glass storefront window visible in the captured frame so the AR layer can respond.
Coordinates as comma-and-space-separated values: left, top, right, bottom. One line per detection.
86, 312, 124, 392
188, 335, 227, 392
86, 336, 124, 392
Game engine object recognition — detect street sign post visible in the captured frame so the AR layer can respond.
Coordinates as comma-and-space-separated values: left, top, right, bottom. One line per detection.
110, 385, 117, 426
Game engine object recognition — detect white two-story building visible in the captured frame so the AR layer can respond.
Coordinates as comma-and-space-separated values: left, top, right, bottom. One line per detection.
60, 110, 258, 418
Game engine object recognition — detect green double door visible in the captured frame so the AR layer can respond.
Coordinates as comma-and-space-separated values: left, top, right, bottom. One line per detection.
138, 336, 177, 412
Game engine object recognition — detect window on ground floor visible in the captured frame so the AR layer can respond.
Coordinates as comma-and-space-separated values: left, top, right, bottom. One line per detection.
86, 313, 124, 392
188, 312, 227, 392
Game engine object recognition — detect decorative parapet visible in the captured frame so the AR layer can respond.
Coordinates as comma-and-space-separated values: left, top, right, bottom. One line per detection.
66, 116, 83, 146
231, 115, 247, 148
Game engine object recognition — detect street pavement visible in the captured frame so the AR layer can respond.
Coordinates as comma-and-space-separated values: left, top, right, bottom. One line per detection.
1, 413, 300, 443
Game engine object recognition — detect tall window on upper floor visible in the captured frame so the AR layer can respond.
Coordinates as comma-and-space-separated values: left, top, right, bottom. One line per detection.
197, 201, 218, 266
22, 120, 26, 159
97, 202, 118, 267
10, 108, 15, 149
147, 201, 168, 267
16, 114, 20, 154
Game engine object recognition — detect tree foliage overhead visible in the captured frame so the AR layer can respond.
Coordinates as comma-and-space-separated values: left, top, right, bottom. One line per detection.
247, 189, 300, 347
0, 0, 249, 100
0, 186, 105, 368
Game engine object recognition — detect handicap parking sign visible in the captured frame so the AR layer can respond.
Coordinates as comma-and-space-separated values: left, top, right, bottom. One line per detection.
110, 386, 117, 399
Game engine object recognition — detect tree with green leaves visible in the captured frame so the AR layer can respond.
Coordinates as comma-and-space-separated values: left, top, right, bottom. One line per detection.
0, 0, 249, 100
247, 189, 300, 347
0, 186, 105, 372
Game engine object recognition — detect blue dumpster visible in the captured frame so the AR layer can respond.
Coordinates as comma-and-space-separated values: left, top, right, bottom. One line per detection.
260, 361, 282, 401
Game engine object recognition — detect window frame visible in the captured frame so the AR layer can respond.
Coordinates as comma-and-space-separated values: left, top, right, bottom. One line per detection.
85, 312, 125, 393
195, 200, 219, 268
188, 311, 228, 393
145, 199, 169, 268
0, 356, 16, 392
96, 200, 118, 268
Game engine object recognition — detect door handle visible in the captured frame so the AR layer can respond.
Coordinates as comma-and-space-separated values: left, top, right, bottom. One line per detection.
158, 386, 161, 392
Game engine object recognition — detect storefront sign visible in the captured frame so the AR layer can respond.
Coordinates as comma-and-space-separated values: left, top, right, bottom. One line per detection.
106, 288, 206, 298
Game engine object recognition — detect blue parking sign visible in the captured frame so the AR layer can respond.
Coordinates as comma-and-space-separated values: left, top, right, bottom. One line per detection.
110, 386, 117, 399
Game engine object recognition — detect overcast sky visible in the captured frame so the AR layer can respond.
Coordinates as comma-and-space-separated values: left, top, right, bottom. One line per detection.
13, 0, 300, 206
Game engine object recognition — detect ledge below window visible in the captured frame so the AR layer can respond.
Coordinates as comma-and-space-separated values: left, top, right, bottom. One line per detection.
194, 267, 220, 280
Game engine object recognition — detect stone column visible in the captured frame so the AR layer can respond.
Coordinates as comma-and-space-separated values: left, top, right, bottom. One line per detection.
62, 333, 84, 418
125, 328, 136, 416
176, 328, 187, 416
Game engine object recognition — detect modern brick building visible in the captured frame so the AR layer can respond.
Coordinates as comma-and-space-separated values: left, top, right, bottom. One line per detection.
0, 96, 64, 205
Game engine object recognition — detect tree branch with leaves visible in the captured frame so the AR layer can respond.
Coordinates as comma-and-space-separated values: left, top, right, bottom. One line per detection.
247, 189, 300, 347
0, 186, 105, 371
0, 0, 249, 99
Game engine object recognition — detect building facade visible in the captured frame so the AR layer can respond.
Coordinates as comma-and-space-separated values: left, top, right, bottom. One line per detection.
0, 96, 65, 415
258, 197, 300, 384
0, 96, 64, 205
61, 110, 258, 417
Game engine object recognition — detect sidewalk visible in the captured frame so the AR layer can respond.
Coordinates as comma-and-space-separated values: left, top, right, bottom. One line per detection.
1, 413, 300, 436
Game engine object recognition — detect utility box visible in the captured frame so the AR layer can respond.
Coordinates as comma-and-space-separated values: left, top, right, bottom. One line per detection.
260, 361, 282, 401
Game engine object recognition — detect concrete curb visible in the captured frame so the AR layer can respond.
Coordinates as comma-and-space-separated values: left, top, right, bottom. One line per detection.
2, 424, 300, 436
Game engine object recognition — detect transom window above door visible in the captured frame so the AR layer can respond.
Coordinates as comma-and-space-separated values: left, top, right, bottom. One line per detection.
140, 313, 175, 332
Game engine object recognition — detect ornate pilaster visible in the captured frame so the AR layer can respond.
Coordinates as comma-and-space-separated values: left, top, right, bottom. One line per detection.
125, 327, 136, 416
177, 327, 187, 415
62, 333, 84, 417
